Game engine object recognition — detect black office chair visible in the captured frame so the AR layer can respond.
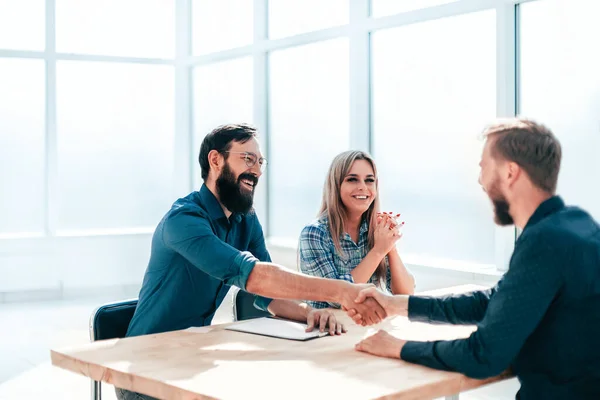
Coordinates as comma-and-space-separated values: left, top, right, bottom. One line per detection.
89, 299, 138, 400
232, 288, 270, 321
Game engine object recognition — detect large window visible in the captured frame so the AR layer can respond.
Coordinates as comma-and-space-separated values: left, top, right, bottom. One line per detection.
192, 0, 253, 55
55, 0, 175, 58
0, 0, 178, 238
192, 57, 254, 187
268, 0, 349, 39
0, 0, 45, 51
0, 59, 46, 236
372, 10, 497, 265
56, 62, 175, 232
269, 39, 350, 238
520, 0, 600, 220
372, 0, 459, 17
6, 0, 600, 274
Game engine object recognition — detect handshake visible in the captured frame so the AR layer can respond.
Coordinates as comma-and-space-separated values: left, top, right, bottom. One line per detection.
337, 282, 409, 326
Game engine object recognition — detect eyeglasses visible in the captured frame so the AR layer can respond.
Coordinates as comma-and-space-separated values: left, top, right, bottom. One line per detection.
223, 151, 267, 171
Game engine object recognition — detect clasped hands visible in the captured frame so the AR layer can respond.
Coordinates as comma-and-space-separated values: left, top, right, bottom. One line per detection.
345, 211, 406, 325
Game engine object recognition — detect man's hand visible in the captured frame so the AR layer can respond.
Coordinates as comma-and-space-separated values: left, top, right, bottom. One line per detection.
306, 308, 347, 336
339, 283, 387, 326
347, 287, 409, 324
355, 330, 406, 359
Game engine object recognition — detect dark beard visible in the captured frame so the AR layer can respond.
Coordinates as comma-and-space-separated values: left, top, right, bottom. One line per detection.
487, 182, 513, 226
216, 163, 257, 215
492, 198, 513, 226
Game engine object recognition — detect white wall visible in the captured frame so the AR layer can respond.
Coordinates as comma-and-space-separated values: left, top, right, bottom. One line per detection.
0, 235, 151, 302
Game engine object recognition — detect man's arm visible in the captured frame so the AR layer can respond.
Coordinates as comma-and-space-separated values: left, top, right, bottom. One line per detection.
163, 209, 385, 325
400, 239, 563, 379
247, 217, 340, 330
163, 209, 261, 288
408, 287, 496, 325
352, 285, 495, 326
245, 262, 384, 325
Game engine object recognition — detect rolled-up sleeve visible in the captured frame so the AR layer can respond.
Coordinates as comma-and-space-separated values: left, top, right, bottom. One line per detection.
162, 209, 258, 290
299, 224, 351, 308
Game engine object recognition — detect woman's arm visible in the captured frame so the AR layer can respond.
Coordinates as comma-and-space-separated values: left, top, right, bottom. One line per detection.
351, 216, 399, 284
388, 247, 415, 295
350, 247, 388, 283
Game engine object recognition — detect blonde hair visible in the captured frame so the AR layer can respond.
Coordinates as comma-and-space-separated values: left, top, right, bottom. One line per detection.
319, 151, 386, 285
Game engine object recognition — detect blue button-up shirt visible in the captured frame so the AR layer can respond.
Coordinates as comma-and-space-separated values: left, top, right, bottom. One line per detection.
401, 196, 600, 399
126, 184, 272, 337
298, 216, 392, 309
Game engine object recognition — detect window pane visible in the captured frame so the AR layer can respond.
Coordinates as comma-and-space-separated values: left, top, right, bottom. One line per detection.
56, 0, 175, 58
0, 0, 45, 51
0, 59, 45, 234
372, 10, 497, 265
269, 0, 349, 39
56, 62, 175, 231
192, 0, 253, 55
520, 0, 600, 220
269, 39, 350, 238
372, 0, 459, 17
193, 57, 254, 186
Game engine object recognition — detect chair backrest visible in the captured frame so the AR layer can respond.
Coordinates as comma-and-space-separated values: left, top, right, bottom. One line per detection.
233, 289, 270, 321
90, 299, 138, 341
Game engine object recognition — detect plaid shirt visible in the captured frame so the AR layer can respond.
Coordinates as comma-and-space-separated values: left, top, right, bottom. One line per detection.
298, 216, 391, 309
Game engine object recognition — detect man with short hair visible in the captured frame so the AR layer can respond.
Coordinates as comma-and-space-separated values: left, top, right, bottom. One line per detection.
354, 118, 600, 399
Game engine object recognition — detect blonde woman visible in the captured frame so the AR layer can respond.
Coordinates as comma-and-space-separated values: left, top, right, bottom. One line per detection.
299, 150, 415, 309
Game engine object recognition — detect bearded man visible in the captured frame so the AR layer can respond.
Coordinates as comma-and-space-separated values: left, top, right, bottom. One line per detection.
353, 118, 600, 400
118, 124, 384, 400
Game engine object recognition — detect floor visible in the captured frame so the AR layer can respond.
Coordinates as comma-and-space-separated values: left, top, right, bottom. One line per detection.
0, 294, 519, 400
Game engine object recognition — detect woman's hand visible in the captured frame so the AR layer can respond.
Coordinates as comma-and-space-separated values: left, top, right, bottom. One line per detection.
306, 308, 347, 336
373, 213, 402, 255
376, 212, 403, 229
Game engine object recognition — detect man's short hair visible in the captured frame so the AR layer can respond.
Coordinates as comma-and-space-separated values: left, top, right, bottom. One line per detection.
482, 118, 562, 193
198, 123, 257, 181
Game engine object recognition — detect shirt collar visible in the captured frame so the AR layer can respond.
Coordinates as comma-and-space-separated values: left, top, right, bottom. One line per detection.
339, 217, 369, 242
524, 195, 565, 229
319, 214, 369, 241
359, 218, 369, 235
198, 184, 242, 224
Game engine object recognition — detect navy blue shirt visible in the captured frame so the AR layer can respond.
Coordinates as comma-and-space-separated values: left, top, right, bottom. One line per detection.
126, 185, 273, 337
401, 196, 600, 399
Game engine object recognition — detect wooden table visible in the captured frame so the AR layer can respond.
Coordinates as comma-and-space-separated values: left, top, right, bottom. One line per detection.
51, 284, 508, 400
